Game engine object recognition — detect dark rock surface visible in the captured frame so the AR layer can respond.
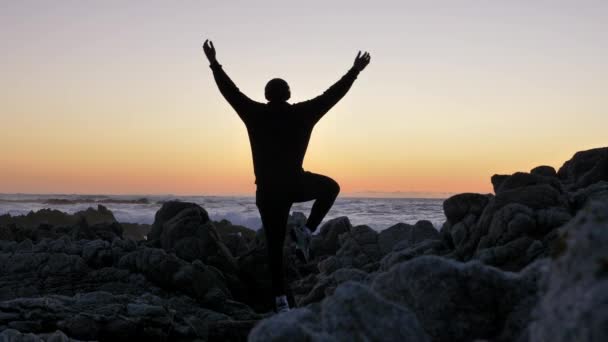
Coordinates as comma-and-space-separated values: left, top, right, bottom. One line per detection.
1, 147, 606, 341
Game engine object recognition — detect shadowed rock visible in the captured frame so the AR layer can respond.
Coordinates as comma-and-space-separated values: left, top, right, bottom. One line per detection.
377, 220, 439, 255
558, 147, 608, 190
249, 282, 430, 342
372, 255, 544, 342
529, 201, 608, 342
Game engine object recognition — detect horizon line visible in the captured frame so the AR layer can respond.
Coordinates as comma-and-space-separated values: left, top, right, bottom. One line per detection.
0, 190, 460, 199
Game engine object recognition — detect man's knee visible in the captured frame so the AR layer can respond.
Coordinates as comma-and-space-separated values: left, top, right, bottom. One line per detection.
327, 178, 340, 197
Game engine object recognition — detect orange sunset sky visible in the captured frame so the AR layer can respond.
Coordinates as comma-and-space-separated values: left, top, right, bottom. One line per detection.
1, 1, 607, 196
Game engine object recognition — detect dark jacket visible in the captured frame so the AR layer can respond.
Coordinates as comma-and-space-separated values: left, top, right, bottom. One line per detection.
209, 61, 360, 189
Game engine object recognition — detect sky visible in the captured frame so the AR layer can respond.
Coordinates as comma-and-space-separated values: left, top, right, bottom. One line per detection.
0, 0, 606, 196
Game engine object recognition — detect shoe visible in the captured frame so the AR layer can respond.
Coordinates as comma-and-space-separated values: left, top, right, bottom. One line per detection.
275, 295, 290, 313
290, 224, 312, 263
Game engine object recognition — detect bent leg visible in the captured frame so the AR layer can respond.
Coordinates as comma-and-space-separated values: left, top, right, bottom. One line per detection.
256, 190, 292, 297
291, 172, 340, 232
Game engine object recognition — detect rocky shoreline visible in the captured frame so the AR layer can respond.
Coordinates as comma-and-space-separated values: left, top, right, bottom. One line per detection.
0, 147, 607, 341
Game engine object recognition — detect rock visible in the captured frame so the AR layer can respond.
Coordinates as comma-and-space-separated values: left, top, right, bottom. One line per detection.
319, 225, 382, 275
477, 204, 535, 250
74, 205, 118, 225
0, 290, 252, 340
529, 201, 608, 341
144, 201, 239, 297
214, 219, 256, 257
148, 201, 210, 243
530, 165, 557, 178
297, 268, 368, 306
558, 147, 608, 190
120, 223, 150, 241
118, 247, 230, 304
493, 172, 562, 194
380, 239, 445, 271
0, 329, 81, 342
372, 256, 542, 342
249, 282, 430, 342
493, 183, 567, 210
570, 181, 608, 211
453, 183, 570, 262
491, 174, 510, 193
443, 193, 491, 223
311, 217, 352, 258
82, 239, 113, 268
0, 206, 123, 242
377, 220, 439, 255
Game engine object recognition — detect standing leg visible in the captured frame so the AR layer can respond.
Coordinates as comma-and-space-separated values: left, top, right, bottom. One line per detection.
255, 190, 292, 298
291, 172, 340, 233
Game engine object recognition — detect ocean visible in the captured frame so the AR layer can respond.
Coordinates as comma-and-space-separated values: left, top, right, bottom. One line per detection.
0, 194, 447, 231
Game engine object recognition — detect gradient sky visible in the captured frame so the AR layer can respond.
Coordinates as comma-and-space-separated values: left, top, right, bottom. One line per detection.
1, 1, 606, 196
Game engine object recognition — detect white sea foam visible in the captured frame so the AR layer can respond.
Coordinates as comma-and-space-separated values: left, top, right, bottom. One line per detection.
0, 194, 446, 231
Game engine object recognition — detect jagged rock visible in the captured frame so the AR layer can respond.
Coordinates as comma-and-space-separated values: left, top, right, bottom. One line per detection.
0, 251, 89, 300
529, 201, 608, 341
558, 147, 608, 190
148, 201, 210, 243
118, 247, 230, 304
0, 290, 254, 340
377, 220, 439, 255
311, 216, 352, 258
249, 282, 430, 342
0, 329, 81, 342
372, 255, 543, 342
143, 201, 240, 302
0, 206, 122, 242
453, 183, 570, 262
317, 225, 382, 276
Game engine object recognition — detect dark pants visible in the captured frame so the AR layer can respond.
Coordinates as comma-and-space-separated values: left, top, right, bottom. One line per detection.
255, 171, 340, 296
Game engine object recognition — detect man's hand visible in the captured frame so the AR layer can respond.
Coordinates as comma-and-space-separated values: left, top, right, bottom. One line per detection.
203, 39, 217, 64
353, 51, 371, 72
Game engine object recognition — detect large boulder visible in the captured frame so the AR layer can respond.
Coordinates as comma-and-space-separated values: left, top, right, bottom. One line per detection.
558, 147, 608, 190
443, 193, 491, 224
452, 182, 570, 263
145, 201, 238, 287
377, 220, 439, 255
147, 201, 209, 242
530, 165, 557, 178
529, 201, 608, 341
249, 282, 430, 342
492, 172, 562, 195
372, 256, 543, 342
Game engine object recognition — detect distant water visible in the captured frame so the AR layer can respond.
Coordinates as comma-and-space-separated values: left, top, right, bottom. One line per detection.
0, 194, 447, 231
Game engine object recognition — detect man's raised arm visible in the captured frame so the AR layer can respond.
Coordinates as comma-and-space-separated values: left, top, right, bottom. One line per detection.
203, 40, 256, 120
297, 51, 371, 123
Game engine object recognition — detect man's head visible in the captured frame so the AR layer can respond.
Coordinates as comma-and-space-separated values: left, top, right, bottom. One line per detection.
265, 78, 291, 103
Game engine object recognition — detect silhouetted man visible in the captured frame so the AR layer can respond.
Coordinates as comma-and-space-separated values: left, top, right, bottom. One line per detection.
203, 39, 370, 313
